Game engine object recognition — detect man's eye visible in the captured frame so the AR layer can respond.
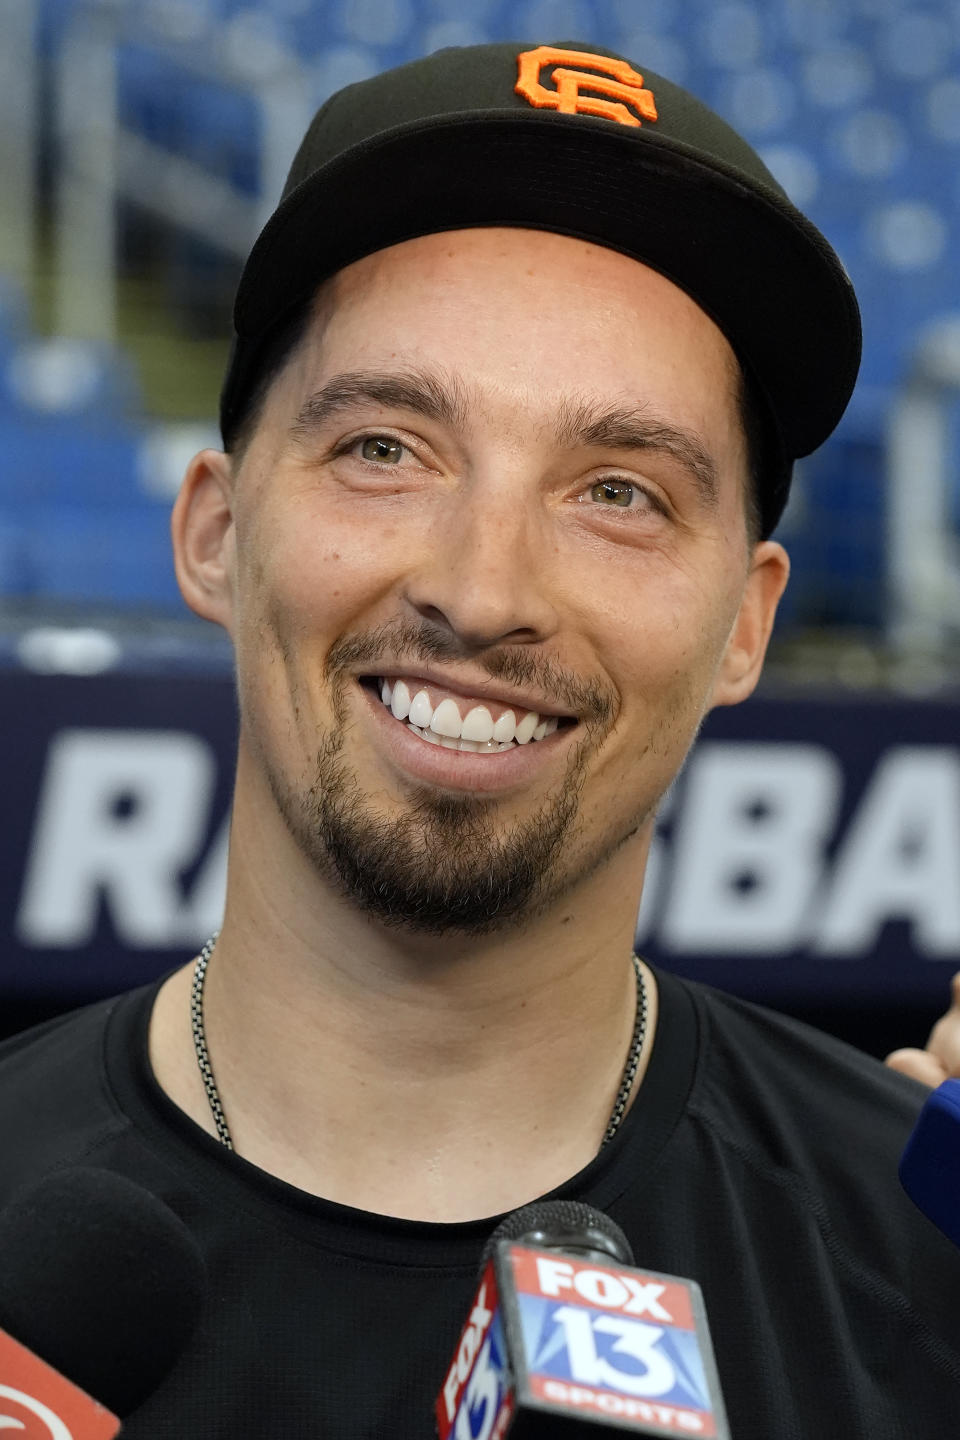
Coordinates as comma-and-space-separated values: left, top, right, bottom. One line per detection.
359, 436, 405, 464
590, 479, 636, 508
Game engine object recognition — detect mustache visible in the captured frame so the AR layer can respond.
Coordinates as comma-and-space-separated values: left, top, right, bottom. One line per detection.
325, 618, 616, 728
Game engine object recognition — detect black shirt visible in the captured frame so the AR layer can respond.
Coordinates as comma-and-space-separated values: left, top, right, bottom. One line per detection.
0, 966, 957, 1439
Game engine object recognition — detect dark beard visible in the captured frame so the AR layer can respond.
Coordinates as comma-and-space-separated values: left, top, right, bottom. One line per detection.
291, 724, 587, 934
260, 618, 617, 936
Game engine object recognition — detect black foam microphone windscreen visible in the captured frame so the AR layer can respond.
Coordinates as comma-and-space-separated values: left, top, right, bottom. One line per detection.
0, 1166, 206, 1420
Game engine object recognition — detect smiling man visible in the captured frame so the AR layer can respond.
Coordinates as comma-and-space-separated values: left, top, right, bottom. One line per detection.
1, 40, 959, 1438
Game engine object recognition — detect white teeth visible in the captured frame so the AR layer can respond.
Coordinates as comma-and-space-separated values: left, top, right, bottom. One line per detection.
382, 680, 564, 755
461, 705, 494, 742
492, 710, 517, 742
514, 711, 539, 745
390, 679, 411, 720
410, 725, 513, 753
431, 697, 463, 738
408, 689, 433, 728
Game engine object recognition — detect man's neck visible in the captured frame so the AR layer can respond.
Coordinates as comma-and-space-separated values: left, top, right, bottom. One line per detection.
149, 802, 657, 1222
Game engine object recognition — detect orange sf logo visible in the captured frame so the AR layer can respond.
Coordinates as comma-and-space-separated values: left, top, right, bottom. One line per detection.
515, 46, 658, 128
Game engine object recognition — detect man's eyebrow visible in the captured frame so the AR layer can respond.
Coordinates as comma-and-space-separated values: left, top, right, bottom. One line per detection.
290, 369, 468, 438
555, 398, 720, 511
291, 371, 720, 509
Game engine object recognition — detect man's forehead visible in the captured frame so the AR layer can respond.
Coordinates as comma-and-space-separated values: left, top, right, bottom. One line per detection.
260, 234, 744, 505
316, 225, 712, 309
296, 228, 740, 389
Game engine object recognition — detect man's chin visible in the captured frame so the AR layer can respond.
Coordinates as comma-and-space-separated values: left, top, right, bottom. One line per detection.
278, 747, 581, 935
309, 807, 572, 936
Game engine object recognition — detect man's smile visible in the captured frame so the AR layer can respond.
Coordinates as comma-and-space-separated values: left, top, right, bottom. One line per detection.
356, 672, 578, 791
376, 675, 565, 751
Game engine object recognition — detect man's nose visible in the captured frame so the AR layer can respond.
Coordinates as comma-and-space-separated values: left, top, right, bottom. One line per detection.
402, 474, 560, 651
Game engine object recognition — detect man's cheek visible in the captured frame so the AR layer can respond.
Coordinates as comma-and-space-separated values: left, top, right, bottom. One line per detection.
275, 522, 411, 622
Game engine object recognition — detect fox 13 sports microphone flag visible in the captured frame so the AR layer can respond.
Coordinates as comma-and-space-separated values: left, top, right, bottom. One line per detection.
438, 1241, 729, 1438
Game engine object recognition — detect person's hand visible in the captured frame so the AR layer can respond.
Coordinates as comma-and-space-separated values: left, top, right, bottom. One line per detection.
886, 971, 960, 1087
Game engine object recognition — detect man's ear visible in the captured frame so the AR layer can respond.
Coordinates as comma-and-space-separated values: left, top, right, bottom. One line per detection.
171, 448, 236, 634
710, 540, 790, 708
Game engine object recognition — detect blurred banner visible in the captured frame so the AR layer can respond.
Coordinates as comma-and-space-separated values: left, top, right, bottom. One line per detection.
4, 668, 960, 1010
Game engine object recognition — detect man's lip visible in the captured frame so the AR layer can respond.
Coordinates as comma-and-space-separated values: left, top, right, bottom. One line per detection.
359, 667, 577, 721
358, 682, 571, 793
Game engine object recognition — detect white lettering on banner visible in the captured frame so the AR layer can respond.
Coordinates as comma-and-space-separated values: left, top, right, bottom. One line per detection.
661, 744, 842, 953
15, 727, 960, 962
180, 812, 230, 938
633, 779, 676, 945
816, 747, 960, 955
15, 730, 223, 948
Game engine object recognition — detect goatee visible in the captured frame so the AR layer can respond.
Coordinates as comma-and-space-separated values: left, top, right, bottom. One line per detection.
264, 618, 616, 935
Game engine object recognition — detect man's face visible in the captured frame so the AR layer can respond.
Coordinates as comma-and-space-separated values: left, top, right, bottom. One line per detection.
207, 228, 782, 934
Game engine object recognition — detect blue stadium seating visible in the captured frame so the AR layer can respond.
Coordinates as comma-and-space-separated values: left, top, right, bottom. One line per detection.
0, 338, 141, 422
23, 500, 182, 609
0, 417, 143, 505
0, 493, 182, 609
0, 517, 30, 598
118, 45, 261, 195
11, 0, 960, 616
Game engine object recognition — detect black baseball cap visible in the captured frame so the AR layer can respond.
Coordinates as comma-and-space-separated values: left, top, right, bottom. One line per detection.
221, 40, 862, 538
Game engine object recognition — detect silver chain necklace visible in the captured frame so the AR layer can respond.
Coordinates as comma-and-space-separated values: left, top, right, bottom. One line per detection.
190, 933, 647, 1154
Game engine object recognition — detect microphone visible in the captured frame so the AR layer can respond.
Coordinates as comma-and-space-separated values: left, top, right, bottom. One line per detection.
0, 1167, 206, 1437
899, 1076, 960, 1248
437, 1199, 729, 1438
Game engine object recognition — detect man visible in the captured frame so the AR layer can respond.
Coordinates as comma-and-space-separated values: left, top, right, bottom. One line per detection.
1, 41, 958, 1438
